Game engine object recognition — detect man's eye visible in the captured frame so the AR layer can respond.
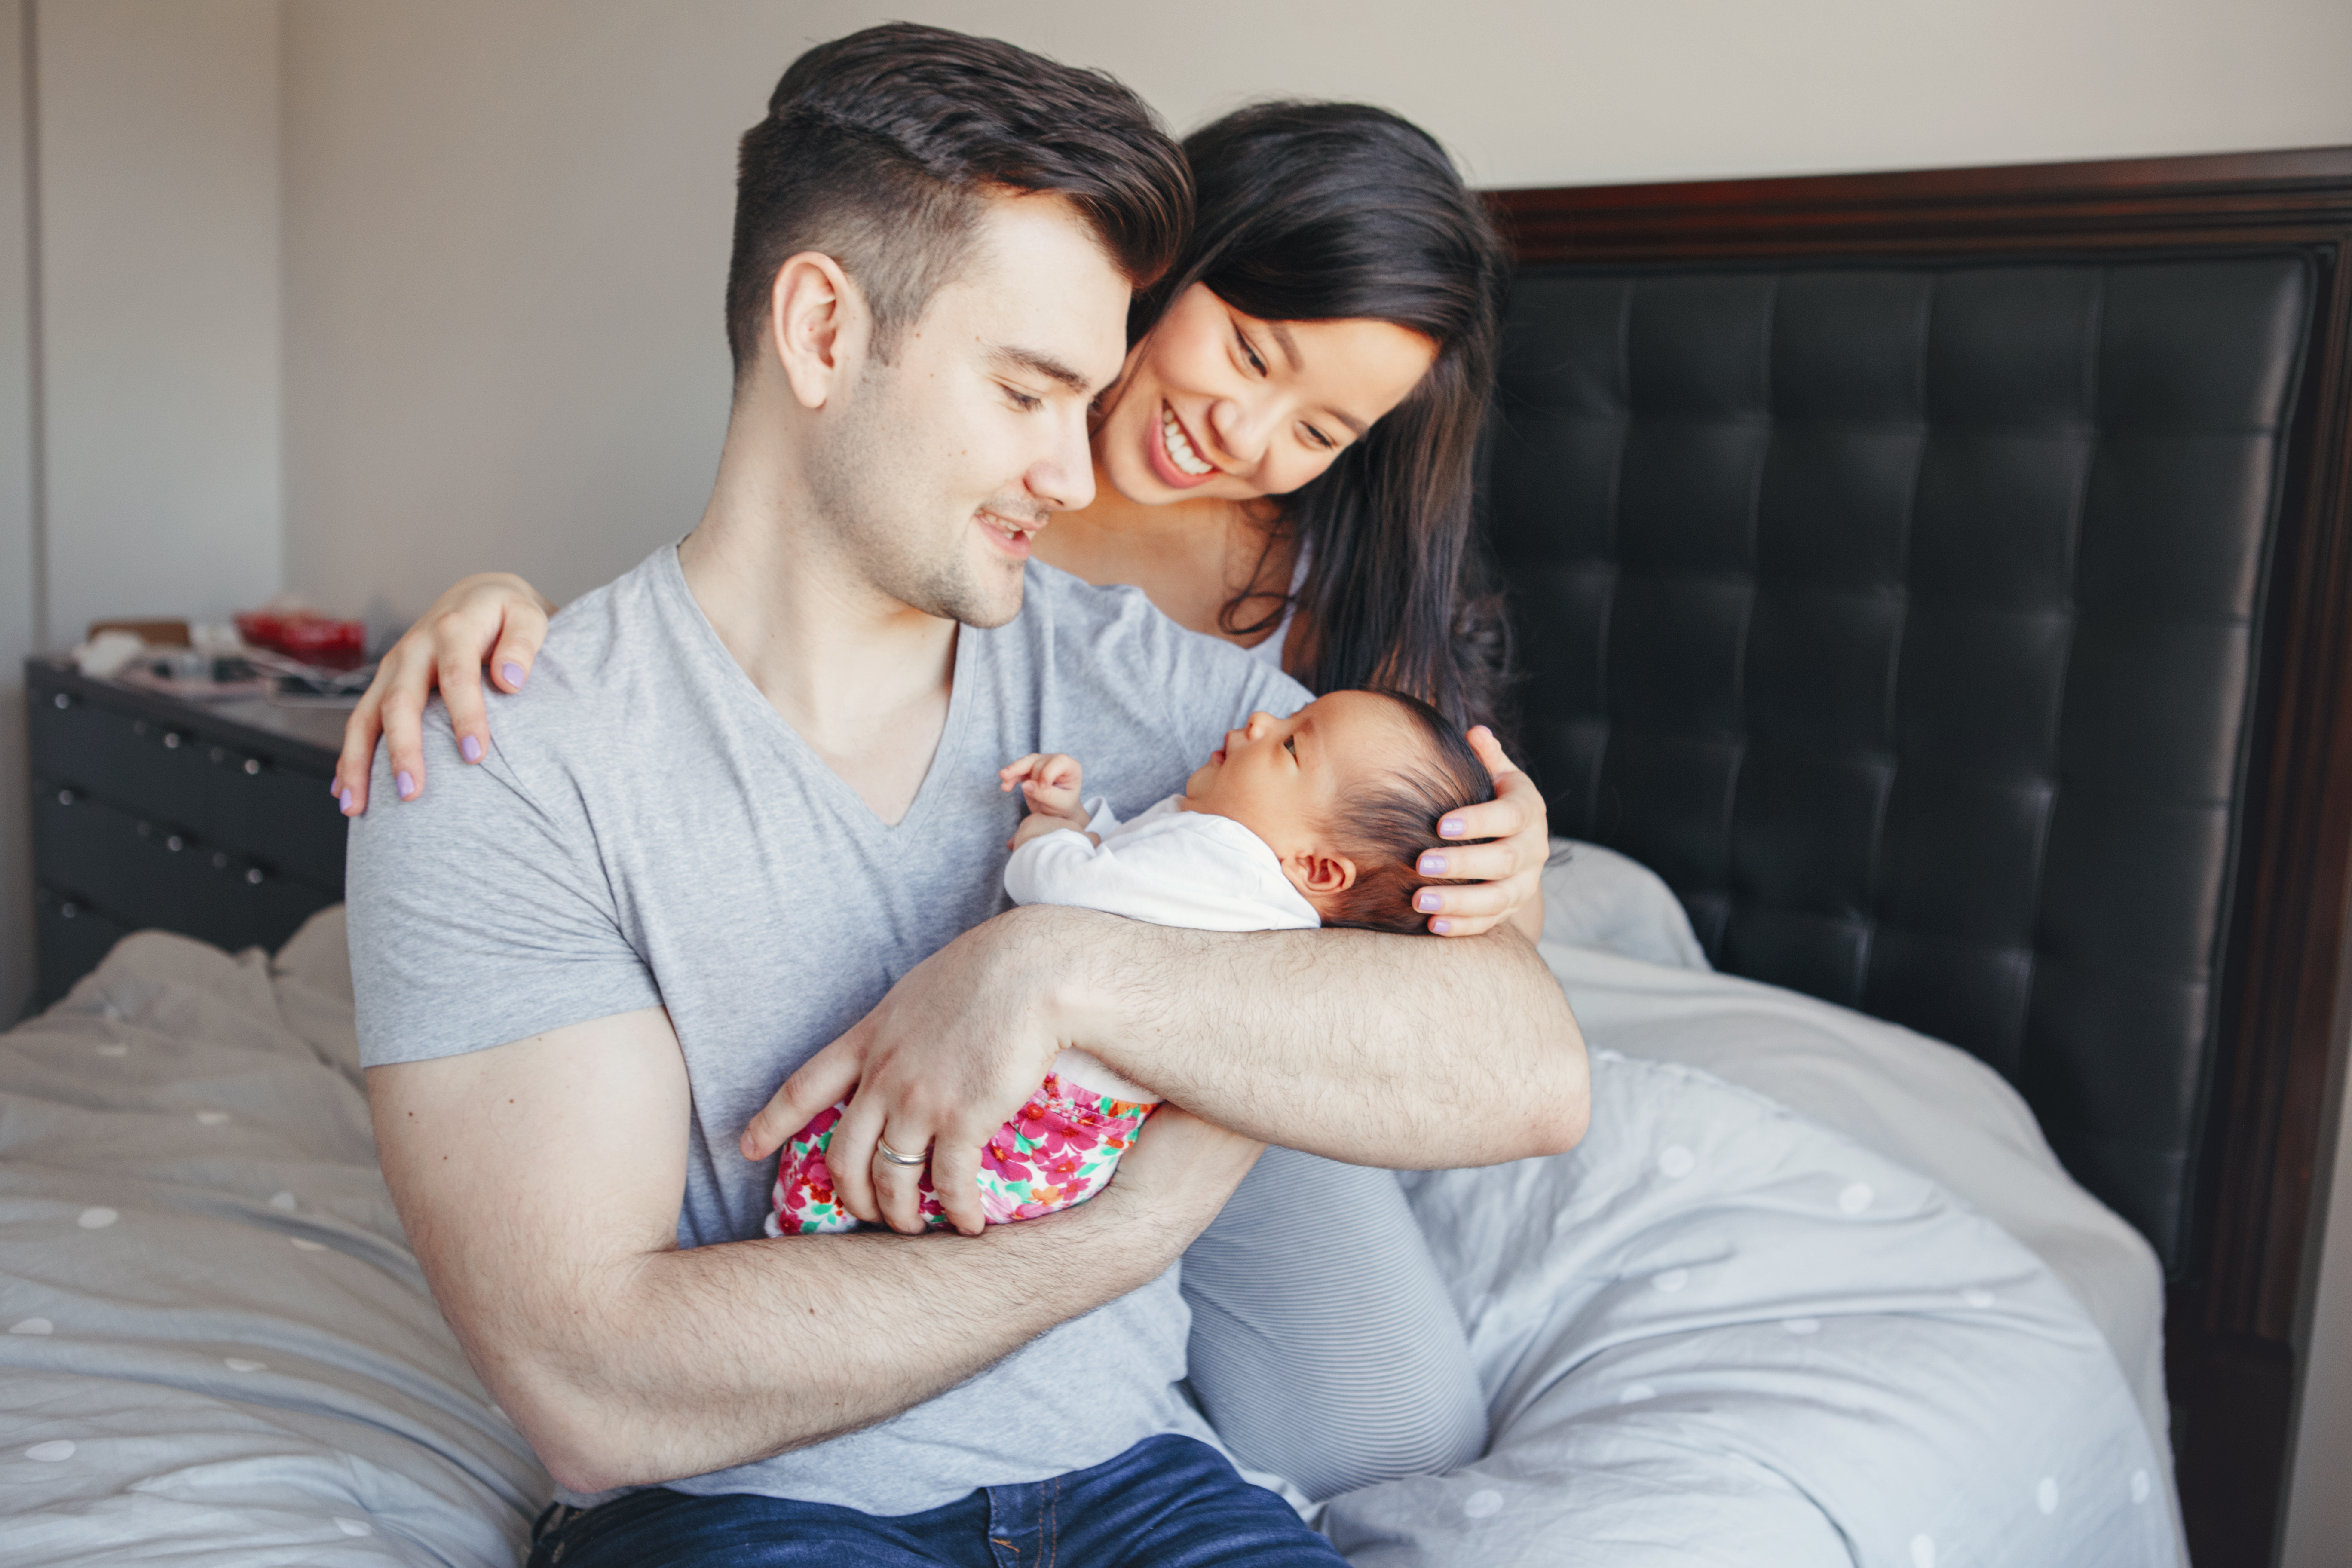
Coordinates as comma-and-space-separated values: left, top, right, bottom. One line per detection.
1004, 386, 1043, 412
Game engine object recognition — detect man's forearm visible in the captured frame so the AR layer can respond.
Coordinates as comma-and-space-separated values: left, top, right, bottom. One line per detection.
511, 1194, 1173, 1491
371, 1017, 1248, 1497
1064, 915, 1588, 1166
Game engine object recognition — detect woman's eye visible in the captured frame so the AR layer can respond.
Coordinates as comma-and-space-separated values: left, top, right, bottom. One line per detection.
1237, 329, 1267, 377
1302, 424, 1335, 452
1283, 735, 1298, 760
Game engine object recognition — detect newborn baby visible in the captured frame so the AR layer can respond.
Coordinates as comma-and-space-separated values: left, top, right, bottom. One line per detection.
767, 688, 1494, 1234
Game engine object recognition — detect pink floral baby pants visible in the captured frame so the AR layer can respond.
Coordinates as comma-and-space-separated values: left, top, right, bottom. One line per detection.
764, 1073, 1156, 1235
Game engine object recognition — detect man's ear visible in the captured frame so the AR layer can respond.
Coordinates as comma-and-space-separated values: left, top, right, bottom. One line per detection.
767, 251, 867, 411
1286, 850, 1357, 897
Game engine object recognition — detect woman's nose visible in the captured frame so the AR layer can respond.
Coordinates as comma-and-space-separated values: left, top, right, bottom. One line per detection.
1208, 396, 1272, 468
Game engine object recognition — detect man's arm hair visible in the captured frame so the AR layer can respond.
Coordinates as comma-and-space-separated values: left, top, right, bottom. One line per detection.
764, 910, 1588, 1232
1074, 916, 1589, 1164
369, 1008, 1251, 1493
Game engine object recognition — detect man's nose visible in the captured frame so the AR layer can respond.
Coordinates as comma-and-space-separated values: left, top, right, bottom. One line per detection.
1028, 407, 1097, 513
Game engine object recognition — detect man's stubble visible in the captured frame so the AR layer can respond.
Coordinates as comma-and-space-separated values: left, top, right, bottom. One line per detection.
805, 359, 1029, 631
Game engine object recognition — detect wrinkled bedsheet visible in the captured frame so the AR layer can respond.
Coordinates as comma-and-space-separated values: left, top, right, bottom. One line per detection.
2, 887, 2183, 1565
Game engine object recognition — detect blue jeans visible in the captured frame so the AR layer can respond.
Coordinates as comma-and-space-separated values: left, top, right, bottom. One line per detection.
524, 1434, 1348, 1568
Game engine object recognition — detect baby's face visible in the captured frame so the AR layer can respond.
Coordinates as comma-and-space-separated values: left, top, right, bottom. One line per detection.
1181, 691, 1411, 889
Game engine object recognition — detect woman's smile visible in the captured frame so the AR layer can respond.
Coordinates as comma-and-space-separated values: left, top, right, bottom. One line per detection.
1149, 401, 1221, 489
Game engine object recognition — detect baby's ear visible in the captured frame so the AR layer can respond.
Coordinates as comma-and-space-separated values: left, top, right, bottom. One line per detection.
1287, 850, 1357, 896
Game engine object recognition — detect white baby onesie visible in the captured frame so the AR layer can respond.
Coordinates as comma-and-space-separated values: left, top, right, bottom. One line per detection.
1003, 795, 1321, 1100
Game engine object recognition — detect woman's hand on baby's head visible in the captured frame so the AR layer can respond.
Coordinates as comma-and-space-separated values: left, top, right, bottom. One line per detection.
1409, 726, 1550, 939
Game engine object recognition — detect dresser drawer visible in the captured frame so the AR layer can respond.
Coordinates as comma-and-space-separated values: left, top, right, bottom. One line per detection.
33, 886, 132, 1004
32, 784, 339, 955
31, 688, 346, 889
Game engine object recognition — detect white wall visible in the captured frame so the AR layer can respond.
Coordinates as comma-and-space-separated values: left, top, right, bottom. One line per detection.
0, 0, 36, 1019
34, 0, 282, 648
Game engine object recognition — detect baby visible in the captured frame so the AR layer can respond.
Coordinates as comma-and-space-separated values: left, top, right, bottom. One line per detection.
767, 687, 1495, 1235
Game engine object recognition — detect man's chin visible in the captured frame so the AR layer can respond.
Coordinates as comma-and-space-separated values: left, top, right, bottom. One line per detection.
938, 569, 1027, 631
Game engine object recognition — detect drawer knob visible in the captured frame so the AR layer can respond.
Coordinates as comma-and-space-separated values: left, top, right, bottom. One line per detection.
211, 851, 228, 870
55, 788, 72, 806
242, 758, 261, 776
163, 732, 182, 750
52, 692, 69, 710
132, 719, 148, 735
165, 834, 184, 852
209, 746, 227, 764
60, 902, 78, 919
245, 868, 263, 885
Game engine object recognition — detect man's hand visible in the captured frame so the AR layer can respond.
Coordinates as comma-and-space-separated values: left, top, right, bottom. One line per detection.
741, 908, 1084, 1237
999, 753, 1094, 850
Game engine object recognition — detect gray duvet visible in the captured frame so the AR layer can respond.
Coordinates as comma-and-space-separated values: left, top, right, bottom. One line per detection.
2, 893, 2180, 1565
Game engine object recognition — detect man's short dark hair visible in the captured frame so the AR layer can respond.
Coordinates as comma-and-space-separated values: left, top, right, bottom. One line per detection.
724, 23, 1191, 381
1320, 690, 1496, 934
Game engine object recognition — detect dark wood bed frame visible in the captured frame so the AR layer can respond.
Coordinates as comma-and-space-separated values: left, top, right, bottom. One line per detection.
1484, 147, 2352, 1568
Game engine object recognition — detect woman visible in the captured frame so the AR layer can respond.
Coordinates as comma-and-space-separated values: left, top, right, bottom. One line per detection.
335, 101, 1547, 943
336, 102, 1546, 1501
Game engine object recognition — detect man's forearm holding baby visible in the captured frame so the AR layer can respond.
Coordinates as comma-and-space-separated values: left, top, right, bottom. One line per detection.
759, 902, 1586, 1234
370, 1007, 1259, 1494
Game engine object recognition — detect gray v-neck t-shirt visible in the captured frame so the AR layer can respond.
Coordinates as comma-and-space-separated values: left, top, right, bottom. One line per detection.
347, 545, 1308, 1515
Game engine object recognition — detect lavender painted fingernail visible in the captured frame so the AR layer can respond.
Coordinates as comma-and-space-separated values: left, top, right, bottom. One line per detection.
1418, 853, 1447, 876
502, 662, 525, 688
328, 778, 340, 797
1431, 918, 1453, 935
1416, 890, 1443, 913
1439, 818, 1466, 838
338, 787, 354, 813
396, 770, 416, 799
460, 735, 483, 763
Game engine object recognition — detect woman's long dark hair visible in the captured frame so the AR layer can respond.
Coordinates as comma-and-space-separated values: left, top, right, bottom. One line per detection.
1127, 102, 1511, 730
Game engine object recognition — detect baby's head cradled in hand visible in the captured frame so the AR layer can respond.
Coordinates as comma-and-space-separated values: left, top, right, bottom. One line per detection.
1179, 689, 1495, 932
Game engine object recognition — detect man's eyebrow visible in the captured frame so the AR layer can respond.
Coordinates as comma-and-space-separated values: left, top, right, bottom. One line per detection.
989, 344, 1095, 396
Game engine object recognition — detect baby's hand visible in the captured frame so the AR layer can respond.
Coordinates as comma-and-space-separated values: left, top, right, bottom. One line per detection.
1000, 753, 1092, 851
1000, 753, 1085, 818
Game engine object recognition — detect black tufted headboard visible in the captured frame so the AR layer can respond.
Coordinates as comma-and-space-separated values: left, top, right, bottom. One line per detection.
1479, 150, 2352, 1568
1491, 254, 2310, 1274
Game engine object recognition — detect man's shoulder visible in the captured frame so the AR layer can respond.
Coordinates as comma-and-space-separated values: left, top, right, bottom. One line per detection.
459, 548, 699, 759
1014, 560, 1311, 718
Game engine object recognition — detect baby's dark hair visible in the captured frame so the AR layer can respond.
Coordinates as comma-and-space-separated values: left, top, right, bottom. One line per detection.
1320, 690, 1495, 934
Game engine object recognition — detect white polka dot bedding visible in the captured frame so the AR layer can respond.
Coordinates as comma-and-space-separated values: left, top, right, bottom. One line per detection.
0, 874, 2182, 1565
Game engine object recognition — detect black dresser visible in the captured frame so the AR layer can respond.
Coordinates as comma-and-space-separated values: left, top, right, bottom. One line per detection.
24, 655, 350, 1007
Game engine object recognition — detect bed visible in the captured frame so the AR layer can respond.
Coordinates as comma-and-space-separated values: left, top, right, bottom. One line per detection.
7, 146, 2352, 1567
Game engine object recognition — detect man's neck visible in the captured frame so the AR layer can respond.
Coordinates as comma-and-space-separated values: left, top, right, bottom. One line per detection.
679, 434, 959, 828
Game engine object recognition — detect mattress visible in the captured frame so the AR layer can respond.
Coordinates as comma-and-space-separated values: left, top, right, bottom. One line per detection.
0, 877, 2182, 1565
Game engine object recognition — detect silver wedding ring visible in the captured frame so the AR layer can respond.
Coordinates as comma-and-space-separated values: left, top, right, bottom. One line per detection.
874, 1136, 928, 1168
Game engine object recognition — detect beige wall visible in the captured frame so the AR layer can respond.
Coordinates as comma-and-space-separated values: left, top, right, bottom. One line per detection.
0, 0, 34, 1018
35, 0, 282, 647
279, 0, 2352, 629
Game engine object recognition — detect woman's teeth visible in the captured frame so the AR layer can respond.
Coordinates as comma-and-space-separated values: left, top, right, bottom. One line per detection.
1161, 405, 1214, 477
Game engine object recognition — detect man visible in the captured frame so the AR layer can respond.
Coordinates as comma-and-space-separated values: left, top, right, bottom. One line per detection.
349, 24, 1587, 1567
